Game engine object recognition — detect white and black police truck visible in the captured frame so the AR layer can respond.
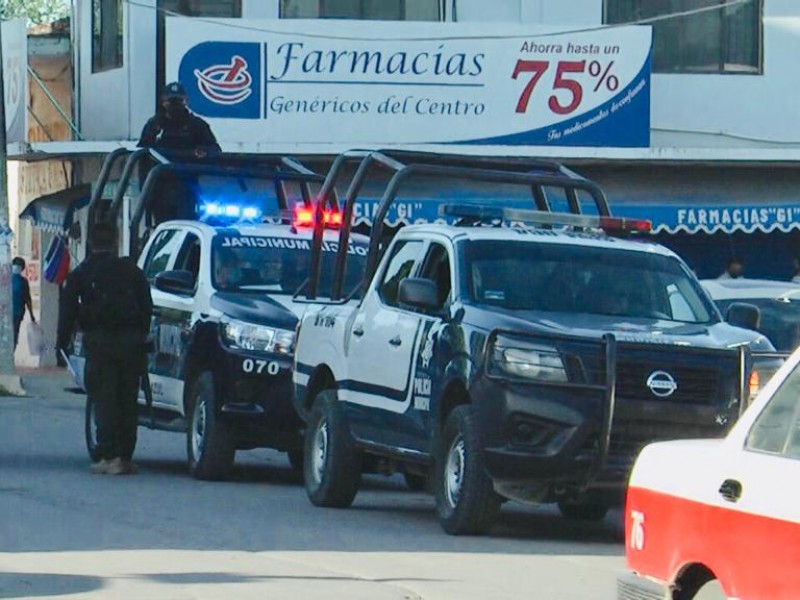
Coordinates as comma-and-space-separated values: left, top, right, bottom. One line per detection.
290, 151, 775, 535
69, 150, 368, 479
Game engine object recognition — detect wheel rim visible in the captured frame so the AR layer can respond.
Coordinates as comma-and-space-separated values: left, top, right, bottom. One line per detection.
311, 419, 329, 485
445, 436, 466, 509
192, 396, 207, 460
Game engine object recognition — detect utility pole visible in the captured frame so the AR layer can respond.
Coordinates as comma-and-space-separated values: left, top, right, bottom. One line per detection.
0, 18, 17, 378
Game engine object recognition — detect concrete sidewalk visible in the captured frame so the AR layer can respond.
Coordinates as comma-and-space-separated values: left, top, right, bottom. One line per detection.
1, 367, 81, 403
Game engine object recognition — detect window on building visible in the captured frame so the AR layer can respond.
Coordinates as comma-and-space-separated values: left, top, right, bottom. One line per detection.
160, 0, 242, 17
92, 0, 123, 73
281, 0, 442, 21
603, 0, 762, 74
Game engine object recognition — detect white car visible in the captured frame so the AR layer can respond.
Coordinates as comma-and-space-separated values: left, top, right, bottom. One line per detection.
701, 279, 800, 352
618, 344, 800, 600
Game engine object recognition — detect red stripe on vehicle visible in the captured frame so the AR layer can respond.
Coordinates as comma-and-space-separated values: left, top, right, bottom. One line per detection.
625, 486, 800, 600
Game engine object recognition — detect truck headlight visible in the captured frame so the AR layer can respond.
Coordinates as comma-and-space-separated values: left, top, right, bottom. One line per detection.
221, 318, 296, 355
492, 339, 567, 382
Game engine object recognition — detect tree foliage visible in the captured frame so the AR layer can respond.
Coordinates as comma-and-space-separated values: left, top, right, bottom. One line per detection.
1, 0, 70, 25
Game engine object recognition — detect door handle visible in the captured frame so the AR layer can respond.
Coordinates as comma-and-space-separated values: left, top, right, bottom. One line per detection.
389, 336, 402, 347
719, 479, 742, 503
352, 326, 364, 337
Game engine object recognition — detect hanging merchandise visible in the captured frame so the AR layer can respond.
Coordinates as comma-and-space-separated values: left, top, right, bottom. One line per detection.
43, 235, 71, 285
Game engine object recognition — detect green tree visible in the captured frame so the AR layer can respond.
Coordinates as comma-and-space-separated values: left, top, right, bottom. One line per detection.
1, 0, 70, 25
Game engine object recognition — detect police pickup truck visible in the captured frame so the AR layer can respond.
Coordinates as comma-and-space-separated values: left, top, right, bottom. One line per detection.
76, 207, 368, 480
291, 154, 772, 535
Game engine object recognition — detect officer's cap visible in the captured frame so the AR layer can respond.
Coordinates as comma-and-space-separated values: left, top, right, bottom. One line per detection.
162, 81, 187, 99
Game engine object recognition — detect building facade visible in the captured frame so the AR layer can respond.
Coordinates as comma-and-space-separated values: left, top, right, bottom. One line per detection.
24, 0, 800, 281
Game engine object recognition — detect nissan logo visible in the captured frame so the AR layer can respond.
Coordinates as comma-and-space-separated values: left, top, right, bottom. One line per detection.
646, 370, 678, 398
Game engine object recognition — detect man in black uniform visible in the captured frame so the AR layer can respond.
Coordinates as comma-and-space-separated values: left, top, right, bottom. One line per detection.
59, 223, 153, 475
138, 81, 222, 223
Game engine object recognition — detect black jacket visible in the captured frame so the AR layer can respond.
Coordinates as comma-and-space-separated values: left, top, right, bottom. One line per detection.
59, 252, 153, 346
138, 109, 221, 156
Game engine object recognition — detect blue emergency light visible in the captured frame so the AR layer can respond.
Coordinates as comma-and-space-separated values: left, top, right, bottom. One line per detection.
199, 201, 262, 222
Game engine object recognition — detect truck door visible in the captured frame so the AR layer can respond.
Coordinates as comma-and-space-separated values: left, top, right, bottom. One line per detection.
141, 227, 190, 410
344, 239, 426, 448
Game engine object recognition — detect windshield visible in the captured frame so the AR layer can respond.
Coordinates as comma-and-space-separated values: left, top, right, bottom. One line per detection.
212, 234, 368, 296
464, 240, 715, 324
716, 298, 800, 351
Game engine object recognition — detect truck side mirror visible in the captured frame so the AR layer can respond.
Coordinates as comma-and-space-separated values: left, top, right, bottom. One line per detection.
726, 302, 761, 331
154, 269, 196, 295
398, 278, 440, 312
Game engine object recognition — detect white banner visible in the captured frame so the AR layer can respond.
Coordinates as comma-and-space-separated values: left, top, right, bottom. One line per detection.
167, 19, 652, 148
3, 18, 27, 144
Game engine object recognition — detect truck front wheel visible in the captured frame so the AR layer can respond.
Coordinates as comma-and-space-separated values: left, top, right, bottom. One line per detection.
435, 405, 501, 535
186, 372, 235, 480
304, 389, 361, 508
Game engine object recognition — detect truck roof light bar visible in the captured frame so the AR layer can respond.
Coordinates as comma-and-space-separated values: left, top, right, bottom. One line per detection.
439, 204, 652, 233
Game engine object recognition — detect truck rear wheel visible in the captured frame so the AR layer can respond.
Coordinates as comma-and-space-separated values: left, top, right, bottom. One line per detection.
187, 372, 235, 481
435, 405, 501, 535
304, 389, 361, 508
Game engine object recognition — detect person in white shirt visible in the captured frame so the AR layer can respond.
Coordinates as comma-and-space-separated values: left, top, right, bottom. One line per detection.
718, 256, 743, 280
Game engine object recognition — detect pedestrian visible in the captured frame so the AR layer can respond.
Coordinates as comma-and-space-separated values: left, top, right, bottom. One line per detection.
791, 255, 800, 284
718, 256, 744, 280
58, 222, 153, 475
11, 256, 35, 349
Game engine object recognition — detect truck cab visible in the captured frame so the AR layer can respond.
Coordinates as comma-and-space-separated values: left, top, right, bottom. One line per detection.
70, 150, 369, 479
291, 151, 774, 535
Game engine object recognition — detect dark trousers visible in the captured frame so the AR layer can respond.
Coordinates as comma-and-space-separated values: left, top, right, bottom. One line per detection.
85, 336, 145, 461
12, 315, 22, 349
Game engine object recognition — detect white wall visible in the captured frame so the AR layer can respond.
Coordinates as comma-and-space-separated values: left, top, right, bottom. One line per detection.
76, 0, 800, 151
128, 0, 158, 142
77, 0, 133, 140
243, 0, 279, 18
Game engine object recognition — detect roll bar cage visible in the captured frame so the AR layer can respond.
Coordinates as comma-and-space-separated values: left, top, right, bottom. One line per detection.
306, 150, 611, 301
87, 148, 324, 257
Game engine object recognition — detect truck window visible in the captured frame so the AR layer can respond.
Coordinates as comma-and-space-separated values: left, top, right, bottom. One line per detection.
419, 243, 452, 309
174, 233, 202, 289
746, 363, 800, 460
143, 229, 183, 281
378, 240, 424, 307
464, 240, 715, 324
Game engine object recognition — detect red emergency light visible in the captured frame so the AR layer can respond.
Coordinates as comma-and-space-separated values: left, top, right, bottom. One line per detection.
292, 206, 343, 229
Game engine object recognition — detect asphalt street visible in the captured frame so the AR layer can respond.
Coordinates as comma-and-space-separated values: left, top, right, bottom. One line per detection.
1, 372, 625, 599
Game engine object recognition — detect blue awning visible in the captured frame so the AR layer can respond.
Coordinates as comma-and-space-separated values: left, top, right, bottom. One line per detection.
348, 196, 800, 235
612, 203, 800, 235
20, 184, 91, 234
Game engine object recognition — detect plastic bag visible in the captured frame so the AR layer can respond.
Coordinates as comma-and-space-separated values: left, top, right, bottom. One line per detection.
26, 322, 45, 356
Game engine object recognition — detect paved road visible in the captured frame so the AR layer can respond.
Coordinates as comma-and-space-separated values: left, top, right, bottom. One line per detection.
1, 373, 625, 599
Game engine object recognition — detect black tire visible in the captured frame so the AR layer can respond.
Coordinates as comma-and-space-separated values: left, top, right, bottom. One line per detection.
186, 372, 235, 481
434, 405, 501, 535
288, 449, 304, 471
403, 472, 427, 492
557, 497, 610, 522
303, 389, 361, 508
85, 396, 100, 463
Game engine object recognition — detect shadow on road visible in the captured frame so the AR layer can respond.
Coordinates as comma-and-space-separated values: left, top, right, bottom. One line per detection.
0, 572, 103, 598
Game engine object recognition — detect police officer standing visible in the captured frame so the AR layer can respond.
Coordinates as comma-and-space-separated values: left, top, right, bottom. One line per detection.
138, 81, 221, 158
138, 82, 222, 224
58, 223, 153, 475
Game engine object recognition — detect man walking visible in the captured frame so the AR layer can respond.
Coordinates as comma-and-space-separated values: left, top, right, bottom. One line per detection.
59, 223, 153, 475
11, 256, 35, 349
